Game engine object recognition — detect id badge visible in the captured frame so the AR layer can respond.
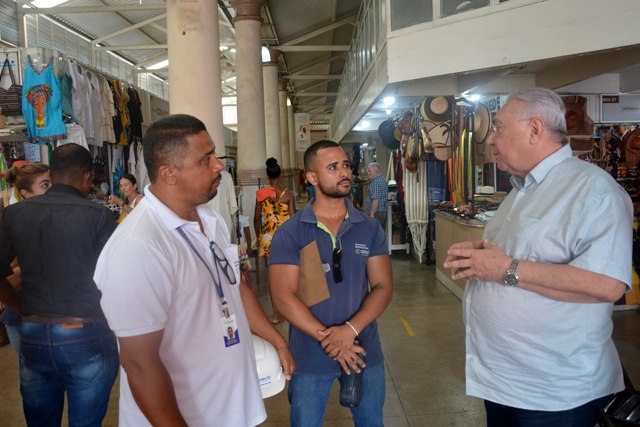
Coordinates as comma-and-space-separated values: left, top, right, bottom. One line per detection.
222, 314, 240, 347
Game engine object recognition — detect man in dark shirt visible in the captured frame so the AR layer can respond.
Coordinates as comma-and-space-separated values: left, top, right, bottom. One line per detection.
0, 143, 118, 427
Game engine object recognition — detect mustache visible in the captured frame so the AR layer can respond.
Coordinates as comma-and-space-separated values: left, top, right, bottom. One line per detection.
339, 179, 351, 185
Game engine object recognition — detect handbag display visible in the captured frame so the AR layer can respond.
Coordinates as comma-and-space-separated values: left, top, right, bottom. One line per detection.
0, 58, 23, 117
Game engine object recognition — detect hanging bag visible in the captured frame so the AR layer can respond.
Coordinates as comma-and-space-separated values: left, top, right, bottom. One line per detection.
0, 58, 23, 117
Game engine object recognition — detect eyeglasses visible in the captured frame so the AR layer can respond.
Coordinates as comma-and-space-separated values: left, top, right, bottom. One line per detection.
489, 118, 535, 137
210, 241, 237, 285
489, 124, 504, 137
332, 246, 343, 283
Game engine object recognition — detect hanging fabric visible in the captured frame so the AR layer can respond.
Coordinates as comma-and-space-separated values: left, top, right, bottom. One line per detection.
22, 56, 66, 143
0, 57, 23, 117
403, 158, 429, 263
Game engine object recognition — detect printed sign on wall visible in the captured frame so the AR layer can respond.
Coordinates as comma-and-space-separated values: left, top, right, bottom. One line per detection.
295, 113, 310, 151
601, 94, 640, 123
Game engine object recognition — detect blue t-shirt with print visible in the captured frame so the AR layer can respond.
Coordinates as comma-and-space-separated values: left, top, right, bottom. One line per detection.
268, 199, 388, 374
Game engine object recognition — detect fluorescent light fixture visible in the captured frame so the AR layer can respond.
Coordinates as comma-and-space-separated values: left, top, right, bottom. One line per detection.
468, 94, 481, 102
286, 97, 291, 107
223, 76, 236, 83
386, 109, 392, 115
361, 120, 370, 128
31, 0, 69, 7
383, 96, 395, 106
219, 46, 229, 51
362, 143, 369, 147
147, 59, 169, 70
230, 48, 236, 53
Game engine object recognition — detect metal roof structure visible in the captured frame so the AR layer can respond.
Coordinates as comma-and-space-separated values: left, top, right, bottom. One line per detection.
14, 0, 363, 132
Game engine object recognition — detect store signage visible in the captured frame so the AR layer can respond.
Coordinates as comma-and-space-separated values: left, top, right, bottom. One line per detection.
294, 113, 310, 151
601, 94, 640, 123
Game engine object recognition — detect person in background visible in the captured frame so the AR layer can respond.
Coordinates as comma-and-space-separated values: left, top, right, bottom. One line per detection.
444, 87, 632, 427
0, 143, 118, 427
269, 140, 393, 426
351, 163, 363, 209
0, 162, 51, 354
305, 176, 316, 201
94, 114, 294, 426
254, 157, 295, 324
109, 173, 143, 224
365, 162, 388, 230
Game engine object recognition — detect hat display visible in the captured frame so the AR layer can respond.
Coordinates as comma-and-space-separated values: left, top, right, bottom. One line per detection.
473, 103, 491, 144
425, 122, 452, 161
378, 119, 401, 150
568, 136, 594, 156
625, 128, 640, 169
562, 95, 593, 136
421, 96, 453, 123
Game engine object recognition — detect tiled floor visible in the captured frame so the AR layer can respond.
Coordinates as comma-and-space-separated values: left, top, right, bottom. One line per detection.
1, 253, 639, 426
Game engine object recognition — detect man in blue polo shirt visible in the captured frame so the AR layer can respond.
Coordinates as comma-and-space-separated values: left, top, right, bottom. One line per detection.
269, 139, 393, 427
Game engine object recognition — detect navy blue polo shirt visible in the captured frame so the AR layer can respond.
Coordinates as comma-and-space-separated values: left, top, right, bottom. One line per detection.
269, 199, 388, 374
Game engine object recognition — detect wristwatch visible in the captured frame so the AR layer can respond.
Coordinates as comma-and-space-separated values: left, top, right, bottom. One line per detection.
504, 258, 520, 287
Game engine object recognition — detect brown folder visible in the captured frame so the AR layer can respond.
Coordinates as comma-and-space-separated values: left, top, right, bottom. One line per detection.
297, 241, 330, 307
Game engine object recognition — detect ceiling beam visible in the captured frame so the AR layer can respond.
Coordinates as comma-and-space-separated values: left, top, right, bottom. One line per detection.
281, 15, 357, 46
276, 45, 349, 52
283, 74, 341, 80
22, 4, 165, 14
536, 46, 640, 89
295, 92, 338, 97
93, 13, 167, 44
289, 53, 346, 75
93, 44, 168, 51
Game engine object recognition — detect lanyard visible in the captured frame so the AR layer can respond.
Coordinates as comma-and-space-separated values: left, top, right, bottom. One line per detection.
177, 227, 228, 307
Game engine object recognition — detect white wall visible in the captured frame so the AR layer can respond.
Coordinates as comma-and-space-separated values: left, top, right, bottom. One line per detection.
387, 0, 640, 84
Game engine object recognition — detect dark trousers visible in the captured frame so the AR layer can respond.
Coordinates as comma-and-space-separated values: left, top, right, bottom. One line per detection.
484, 394, 613, 427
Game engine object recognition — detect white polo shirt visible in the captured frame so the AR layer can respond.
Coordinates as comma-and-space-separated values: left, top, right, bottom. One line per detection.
95, 186, 265, 427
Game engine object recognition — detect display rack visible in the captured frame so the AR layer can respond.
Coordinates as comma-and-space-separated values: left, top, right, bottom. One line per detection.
387, 201, 409, 255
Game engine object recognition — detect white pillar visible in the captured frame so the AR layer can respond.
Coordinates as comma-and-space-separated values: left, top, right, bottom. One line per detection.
279, 86, 291, 169
263, 61, 281, 161
232, 0, 266, 221
288, 104, 297, 169
167, 0, 225, 154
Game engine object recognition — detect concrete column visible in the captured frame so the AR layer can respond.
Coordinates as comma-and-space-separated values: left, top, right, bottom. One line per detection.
167, 0, 225, 154
263, 51, 281, 161
288, 104, 297, 168
287, 104, 299, 198
232, 0, 266, 218
278, 84, 291, 170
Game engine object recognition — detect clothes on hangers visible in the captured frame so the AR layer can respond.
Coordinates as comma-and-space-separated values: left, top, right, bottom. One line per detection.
127, 86, 143, 142
57, 123, 89, 149
87, 72, 104, 146
99, 76, 116, 145
67, 59, 91, 137
58, 72, 78, 124
22, 56, 66, 143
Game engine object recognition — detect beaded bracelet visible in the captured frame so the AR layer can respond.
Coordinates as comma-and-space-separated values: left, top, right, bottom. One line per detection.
345, 321, 359, 336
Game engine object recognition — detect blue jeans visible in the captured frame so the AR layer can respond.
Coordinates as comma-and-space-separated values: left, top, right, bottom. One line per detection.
19, 321, 119, 427
7, 323, 21, 354
484, 394, 613, 427
288, 363, 385, 427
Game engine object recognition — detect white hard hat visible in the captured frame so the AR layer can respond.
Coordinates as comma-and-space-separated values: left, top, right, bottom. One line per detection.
252, 335, 285, 399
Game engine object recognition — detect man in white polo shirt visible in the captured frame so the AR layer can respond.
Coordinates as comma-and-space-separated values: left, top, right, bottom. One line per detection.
94, 114, 294, 426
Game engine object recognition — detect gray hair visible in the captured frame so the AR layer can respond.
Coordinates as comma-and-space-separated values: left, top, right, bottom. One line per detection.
507, 88, 567, 144
367, 162, 382, 175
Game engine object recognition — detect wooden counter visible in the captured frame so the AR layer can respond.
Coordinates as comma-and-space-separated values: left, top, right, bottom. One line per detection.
435, 211, 485, 300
